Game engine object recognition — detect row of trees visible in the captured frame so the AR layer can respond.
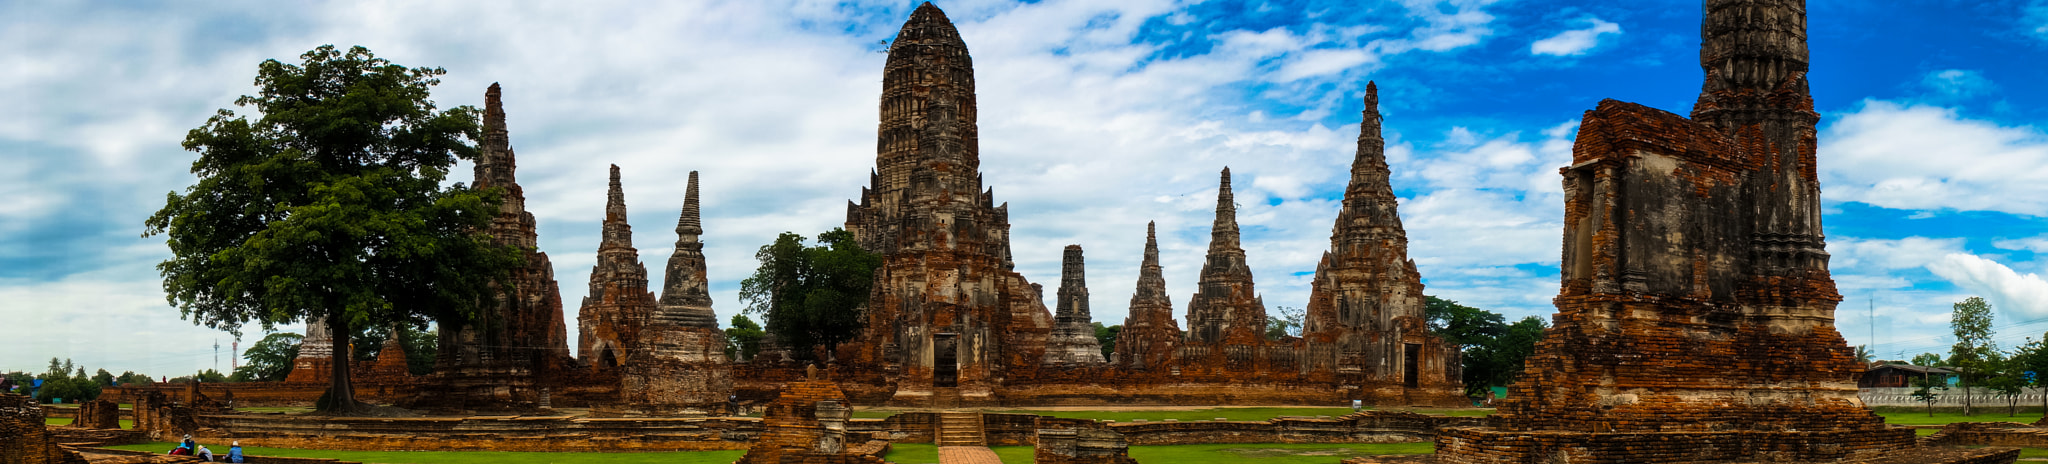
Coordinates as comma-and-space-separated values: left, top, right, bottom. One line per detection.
3, 358, 157, 403
1903, 296, 2048, 417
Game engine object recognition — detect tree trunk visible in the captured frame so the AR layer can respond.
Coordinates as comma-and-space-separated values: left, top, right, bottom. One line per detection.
1963, 377, 1972, 416
325, 310, 361, 414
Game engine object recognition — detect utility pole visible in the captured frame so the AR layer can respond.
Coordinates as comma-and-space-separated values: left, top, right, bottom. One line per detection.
213, 339, 220, 373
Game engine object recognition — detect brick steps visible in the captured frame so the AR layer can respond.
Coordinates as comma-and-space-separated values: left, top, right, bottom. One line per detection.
936, 411, 985, 446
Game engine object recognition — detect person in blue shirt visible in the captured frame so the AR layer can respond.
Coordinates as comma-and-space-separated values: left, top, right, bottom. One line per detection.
227, 441, 245, 463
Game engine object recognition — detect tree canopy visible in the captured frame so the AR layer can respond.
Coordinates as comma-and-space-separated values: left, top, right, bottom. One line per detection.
1424, 296, 1547, 397
144, 45, 519, 412
230, 332, 303, 382
1950, 296, 1995, 416
726, 314, 766, 361
738, 228, 881, 360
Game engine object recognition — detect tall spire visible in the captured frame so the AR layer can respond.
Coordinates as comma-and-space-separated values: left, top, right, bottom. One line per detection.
656, 170, 718, 329
1339, 81, 1405, 237
476, 83, 517, 189
1135, 221, 1164, 302
676, 171, 702, 240
1692, 0, 1814, 128
1210, 168, 1240, 253
603, 164, 632, 248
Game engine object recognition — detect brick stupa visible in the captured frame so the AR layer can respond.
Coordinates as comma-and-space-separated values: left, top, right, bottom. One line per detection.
1301, 83, 1463, 406
1404, 1, 1963, 462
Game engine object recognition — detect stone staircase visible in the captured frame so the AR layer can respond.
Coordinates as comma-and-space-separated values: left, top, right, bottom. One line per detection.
937, 411, 986, 446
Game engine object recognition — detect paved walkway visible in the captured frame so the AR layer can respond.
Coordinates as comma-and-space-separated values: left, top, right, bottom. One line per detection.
938, 446, 1004, 464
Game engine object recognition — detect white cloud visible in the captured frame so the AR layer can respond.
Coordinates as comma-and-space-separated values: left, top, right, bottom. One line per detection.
1927, 253, 2048, 319
1530, 17, 1621, 56
1821, 100, 2048, 216
1994, 237, 2048, 254
2027, 1, 2048, 40
0, 0, 1533, 373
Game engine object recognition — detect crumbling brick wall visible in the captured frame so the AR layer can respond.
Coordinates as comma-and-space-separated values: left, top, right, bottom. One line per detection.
70, 400, 118, 429
2, 393, 87, 464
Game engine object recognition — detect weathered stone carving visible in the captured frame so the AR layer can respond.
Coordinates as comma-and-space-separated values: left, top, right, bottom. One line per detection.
605, 170, 733, 417
838, 2, 1052, 405
282, 317, 333, 383
1114, 222, 1181, 371
1181, 168, 1271, 371
1301, 82, 1462, 405
1042, 245, 1107, 366
408, 83, 573, 412
1419, 1, 1939, 462
579, 165, 657, 371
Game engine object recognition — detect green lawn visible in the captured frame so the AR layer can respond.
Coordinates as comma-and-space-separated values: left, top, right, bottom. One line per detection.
106, 442, 745, 464
1129, 443, 1434, 464
986, 407, 1370, 422
45, 418, 71, 426
1874, 410, 2040, 426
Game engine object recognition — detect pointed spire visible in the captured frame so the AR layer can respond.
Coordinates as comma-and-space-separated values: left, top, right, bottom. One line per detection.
1133, 221, 1167, 303
475, 83, 517, 189
676, 171, 702, 240
1360, 81, 1382, 143
602, 164, 632, 248
1211, 167, 1240, 251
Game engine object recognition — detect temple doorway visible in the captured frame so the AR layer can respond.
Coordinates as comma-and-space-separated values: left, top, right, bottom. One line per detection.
1403, 343, 1421, 388
934, 333, 959, 387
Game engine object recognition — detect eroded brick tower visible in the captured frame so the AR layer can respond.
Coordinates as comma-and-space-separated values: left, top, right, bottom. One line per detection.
1427, 1, 1918, 462
413, 83, 575, 412
843, 2, 1053, 404
578, 165, 656, 371
604, 171, 733, 416
1301, 83, 1462, 406
1042, 245, 1107, 366
1181, 168, 1271, 372
1115, 222, 1181, 371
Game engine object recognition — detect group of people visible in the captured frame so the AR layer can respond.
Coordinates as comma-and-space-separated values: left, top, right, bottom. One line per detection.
166, 434, 243, 462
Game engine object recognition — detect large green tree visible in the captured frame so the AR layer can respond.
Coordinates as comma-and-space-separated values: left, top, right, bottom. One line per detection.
738, 229, 881, 361
726, 314, 766, 361
231, 332, 303, 382
1949, 296, 1995, 416
145, 45, 520, 413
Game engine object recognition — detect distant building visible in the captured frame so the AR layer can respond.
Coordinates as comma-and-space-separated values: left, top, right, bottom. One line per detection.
1859, 363, 1952, 388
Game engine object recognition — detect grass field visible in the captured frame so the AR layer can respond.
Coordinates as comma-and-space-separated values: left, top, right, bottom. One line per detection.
42, 418, 134, 428
1874, 410, 2041, 426
106, 442, 746, 464
980, 407, 1449, 423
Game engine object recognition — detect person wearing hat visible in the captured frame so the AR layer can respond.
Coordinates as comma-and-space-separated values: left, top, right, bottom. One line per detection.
227, 441, 245, 463
196, 443, 214, 462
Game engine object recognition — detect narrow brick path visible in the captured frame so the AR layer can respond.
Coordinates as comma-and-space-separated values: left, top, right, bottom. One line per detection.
939, 446, 1004, 464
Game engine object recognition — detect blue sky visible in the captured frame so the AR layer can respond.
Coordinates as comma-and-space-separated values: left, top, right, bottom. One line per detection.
4, 0, 2047, 376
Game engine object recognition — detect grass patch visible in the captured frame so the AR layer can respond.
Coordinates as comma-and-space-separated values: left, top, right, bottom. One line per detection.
45, 418, 72, 426
990, 445, 1033, 464
105, 442, 745, 464
1916, 428, 1941, 436
2022, 447, 2048, 458
987, 408, 1360, 423
1129, 443, 1434, 464
235, 406, 313, 414
1874, 410, 2040, 426
884, 443, 937, 464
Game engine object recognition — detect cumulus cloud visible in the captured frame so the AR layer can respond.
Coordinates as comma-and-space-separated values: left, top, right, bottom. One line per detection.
1821, 100, 2048, 216
1928, 253, 2048, 319
2028, 1, 2048, 40
0, 0, 1532, 373
1530, 17, 1621, 56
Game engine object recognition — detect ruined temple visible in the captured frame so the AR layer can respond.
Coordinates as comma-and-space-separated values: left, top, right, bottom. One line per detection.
1042, 245, 1107, 366
1301, 83, 1462, 405
604, 170, 733, 417
282, 317, 333, 383
1180, 168, 1271, 370
1418, 1, 1932, 462
578, 165, 657, 371
409, 83, 574, 412
838, 2, 1053, 405
1113, 222, 1181, 371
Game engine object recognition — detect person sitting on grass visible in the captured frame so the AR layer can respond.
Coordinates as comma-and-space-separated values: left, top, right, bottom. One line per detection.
167, 443, 191, 456
196, 443, 214, 462
227, 441, 245, 463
